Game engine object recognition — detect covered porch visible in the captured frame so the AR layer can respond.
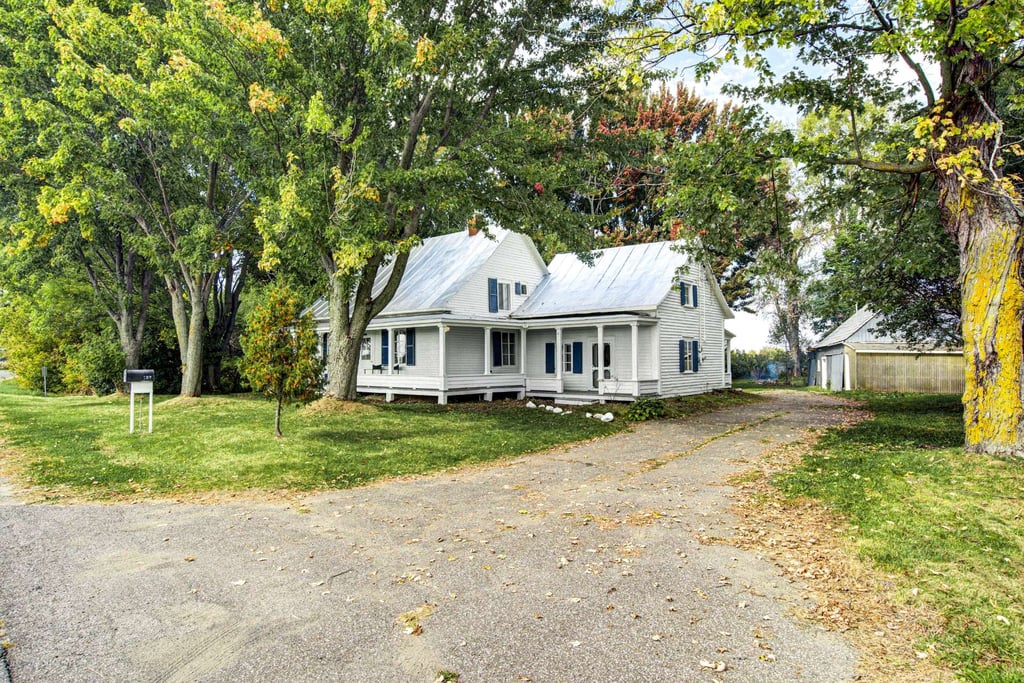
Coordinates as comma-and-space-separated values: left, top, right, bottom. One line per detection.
353, 315, 528, 404
522, 315, 659, 403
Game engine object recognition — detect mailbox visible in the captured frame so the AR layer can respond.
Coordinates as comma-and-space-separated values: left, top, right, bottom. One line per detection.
124, 369, 155, 434
124, 369, 155, 383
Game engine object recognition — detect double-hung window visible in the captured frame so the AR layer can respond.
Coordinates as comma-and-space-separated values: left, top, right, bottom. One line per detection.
678, 339, 700, 373
491, 330, 517, 367
679, 281, 699, 308
498, 282, 511, 311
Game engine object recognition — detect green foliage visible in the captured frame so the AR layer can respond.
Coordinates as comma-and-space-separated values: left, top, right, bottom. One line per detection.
0, 269, 115, 394
730, 348, 794, 380
778, 393, 1024, 679
0, 392, 622, 497
625, 397, 666, 421
800, 109, 962, 346
240, 285, 323, 436
63, 328, 124, 395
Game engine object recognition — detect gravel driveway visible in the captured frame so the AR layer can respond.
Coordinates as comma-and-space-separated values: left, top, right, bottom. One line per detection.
0, 391, 859, 682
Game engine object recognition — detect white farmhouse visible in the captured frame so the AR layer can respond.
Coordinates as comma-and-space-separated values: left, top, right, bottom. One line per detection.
308, 225, 734, 404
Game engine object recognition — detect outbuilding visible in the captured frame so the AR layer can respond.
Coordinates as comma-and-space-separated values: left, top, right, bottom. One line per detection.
808, 307, 964, 394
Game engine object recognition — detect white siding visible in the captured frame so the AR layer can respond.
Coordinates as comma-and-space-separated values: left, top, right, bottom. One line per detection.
560, 332, 591, 392
359, 326, 438, 376
656, 265, 729, 397
445, 327, 485, 376
637, 326, 655, 378
446, 233, 547, 317
526, 330, 557, 377
402, 326, 438, 377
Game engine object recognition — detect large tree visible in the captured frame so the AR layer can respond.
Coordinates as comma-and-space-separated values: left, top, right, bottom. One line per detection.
0, 0, 156, 372
4, 0, 260, 396
654, 0, 1024, 455
227, 0, 632, 399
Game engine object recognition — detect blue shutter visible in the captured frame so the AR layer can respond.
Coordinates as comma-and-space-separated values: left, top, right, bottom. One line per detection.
571, 341, 583, 374
679, 340, 686, 372
515, 282, 522, 295
381, 329, 389, 365
692, 340, 700, 372
406, 328, 416, 366
680, 284, 686, 306
487, 278, 498, 313
492, 330, 503, 367
321, 333, 329, 362
544, 342, 555, 374
692, 284, 698, 308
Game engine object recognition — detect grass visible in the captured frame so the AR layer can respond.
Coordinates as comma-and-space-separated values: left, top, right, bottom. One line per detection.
0, 380, 757, 500
0, 384, 623, 500
776, 392, 1024, 681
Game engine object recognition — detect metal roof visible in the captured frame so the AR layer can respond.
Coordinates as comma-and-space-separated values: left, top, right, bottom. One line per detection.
307, 228, 513, 320
513, 241, 697, 318
375, 228, 513, 316
812, 307, 877, 348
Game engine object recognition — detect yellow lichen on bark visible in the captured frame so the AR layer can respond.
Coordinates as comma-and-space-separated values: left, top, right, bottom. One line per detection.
959, 210, 1024, 455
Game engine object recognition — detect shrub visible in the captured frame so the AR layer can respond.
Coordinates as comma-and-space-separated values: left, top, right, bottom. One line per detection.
625, 397, 666, 421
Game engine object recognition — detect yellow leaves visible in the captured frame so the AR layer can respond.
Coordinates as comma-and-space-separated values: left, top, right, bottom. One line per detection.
356, 183, 380, 202
332, 241, 376, 274
368, 0, 386, 24
248, 82, 286, 113
413, 35, 436, 69
206, 0, 287, 57
167, 50, 194, 72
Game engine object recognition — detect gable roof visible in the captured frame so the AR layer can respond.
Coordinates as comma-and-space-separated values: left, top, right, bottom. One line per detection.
812, 307, 878, 348
305, 228, 516, 320
373, 228, 522, 316
512, 241, 733, 319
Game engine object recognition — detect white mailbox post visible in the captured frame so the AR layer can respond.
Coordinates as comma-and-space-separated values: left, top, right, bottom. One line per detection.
124, 369, 155, 434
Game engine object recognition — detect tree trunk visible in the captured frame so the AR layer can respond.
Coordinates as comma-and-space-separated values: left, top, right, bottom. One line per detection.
949, 186, 1024, 455
167, 277, 190, 370
275, 394, 283, 438
783, 300, 801, 378
324, 274, 367, 400
180, 295, 207, 397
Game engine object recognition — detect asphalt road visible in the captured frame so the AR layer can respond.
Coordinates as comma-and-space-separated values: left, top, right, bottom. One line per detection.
0, 391, 859, 682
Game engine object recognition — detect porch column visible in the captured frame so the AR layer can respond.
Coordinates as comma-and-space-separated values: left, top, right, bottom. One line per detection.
597, 324, 604, 396
438, 324, 447, 391
484, 326, 492, 375
555, 327, 563, 380
631, 322, 639, 396
519, 329, 524, 375
387, 327, 395, 375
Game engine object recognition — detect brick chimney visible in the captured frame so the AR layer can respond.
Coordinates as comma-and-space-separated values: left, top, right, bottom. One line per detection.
467, 213, 480, 236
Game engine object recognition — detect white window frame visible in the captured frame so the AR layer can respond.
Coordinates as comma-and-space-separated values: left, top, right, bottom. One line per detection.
497, 282, 512, 311
394, 330, 407, 365
563, 343, 573, 373
682, 337, 695, 373
680, 280, 694, 307
500, 330, 516, 367
360, 336, 371, 361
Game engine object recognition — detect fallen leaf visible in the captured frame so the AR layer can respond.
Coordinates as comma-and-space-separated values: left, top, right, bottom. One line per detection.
184, 556, 195, 562
397, 603, 436, 635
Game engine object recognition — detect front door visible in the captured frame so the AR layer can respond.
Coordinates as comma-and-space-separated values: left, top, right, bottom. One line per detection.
591, 342, 611, 389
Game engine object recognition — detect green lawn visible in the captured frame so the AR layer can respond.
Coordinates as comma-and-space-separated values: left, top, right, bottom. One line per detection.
0, 380, 758, 501
0, 383, 630, 499
777, 392, 1024, 681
